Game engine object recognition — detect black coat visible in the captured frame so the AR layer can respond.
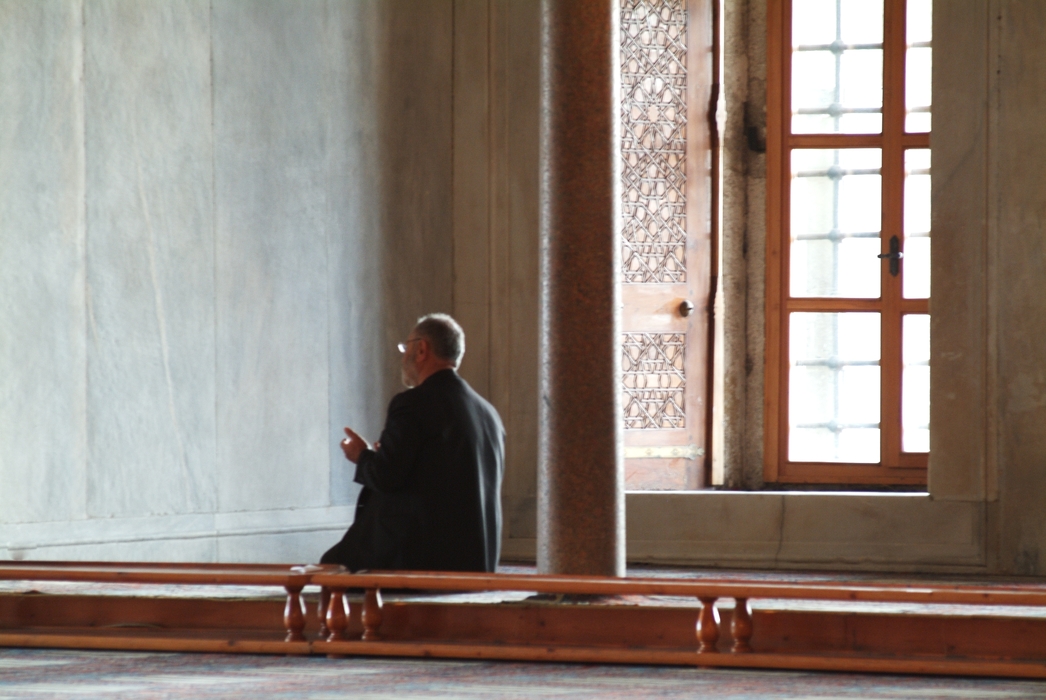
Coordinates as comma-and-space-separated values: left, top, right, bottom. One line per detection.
322, 369, 504, 572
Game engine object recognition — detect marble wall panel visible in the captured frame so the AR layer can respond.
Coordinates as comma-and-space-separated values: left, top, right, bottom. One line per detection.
929, 0, 988, 502
214, 504, 354, 563
0, 0, 87, 524
628, 492, 783, 544
213, 1, 332, 513
217, 530, 343, 564
0, 0, 457, 560
452, 0, 492, 400
23, 537, 217, 563
993, 0, 1046, 575
326, 1, 455, 504
504, 0, 543, 518
450, 0, 542, 549
84, 0, 216, 518
375, 2, 455, 402
324, 3, 391, 508
501, 0, 541, 542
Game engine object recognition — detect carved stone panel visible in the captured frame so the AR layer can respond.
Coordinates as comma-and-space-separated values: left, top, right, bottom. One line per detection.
621, 0, 688, 284
622, 332, 686, 429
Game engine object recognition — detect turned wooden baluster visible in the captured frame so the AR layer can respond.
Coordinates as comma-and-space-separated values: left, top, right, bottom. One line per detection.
696, 596, 720, 653
283, 584, 306, 642
318, 586, 331, 639
325, 587, 349, 641
731, 597, 753, 653
361, 588, 383, 641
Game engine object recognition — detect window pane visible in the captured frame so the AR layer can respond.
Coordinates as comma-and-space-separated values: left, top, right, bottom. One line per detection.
903, 314, 930, 453
904, 149, 931, 299
791, 149, 882, 298
907, 0, 932, 43
905, 0, 932, 132
792, 0, 883, 134
789, 312, 881, 463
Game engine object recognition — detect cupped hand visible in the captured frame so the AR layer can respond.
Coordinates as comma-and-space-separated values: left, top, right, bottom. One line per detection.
340, 427, 371, 464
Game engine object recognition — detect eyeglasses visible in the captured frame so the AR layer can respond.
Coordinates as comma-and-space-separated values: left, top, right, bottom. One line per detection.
397, 338, 422, 354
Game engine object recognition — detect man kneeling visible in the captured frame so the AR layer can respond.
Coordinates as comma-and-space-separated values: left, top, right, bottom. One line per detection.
321, 314, 505, 572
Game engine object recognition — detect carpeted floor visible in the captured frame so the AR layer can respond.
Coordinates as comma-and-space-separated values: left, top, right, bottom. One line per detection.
2, 649, 1046, 699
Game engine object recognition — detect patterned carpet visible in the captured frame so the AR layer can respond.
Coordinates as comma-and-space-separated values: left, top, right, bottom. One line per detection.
3, 649, 1046, 699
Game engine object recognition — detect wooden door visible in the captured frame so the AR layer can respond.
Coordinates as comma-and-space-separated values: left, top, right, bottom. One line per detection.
620, 0, 714, 490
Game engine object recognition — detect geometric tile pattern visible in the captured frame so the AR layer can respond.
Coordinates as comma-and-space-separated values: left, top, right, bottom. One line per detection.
622, 332, 686, 429
621, 0, 688, 284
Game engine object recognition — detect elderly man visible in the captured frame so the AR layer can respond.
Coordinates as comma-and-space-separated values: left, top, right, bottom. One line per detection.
321, 314, 505, 572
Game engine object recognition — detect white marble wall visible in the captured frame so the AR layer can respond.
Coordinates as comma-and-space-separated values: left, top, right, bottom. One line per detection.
0, 0, 453, 562
85, 0, 216, 519
212, 1, 332, 515
0, 0, 87, 527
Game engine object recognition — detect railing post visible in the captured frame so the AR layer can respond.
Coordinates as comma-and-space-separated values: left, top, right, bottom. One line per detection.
697, 596, 720, 653
325, 587, 348, 642
731, 597, 753, 653
283, 584, 306, 642
362, 588, 383, 641
318, 586, 331, 639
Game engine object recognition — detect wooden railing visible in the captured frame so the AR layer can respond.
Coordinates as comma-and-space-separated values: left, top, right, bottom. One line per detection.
312, 570, 1046, 654
5, 563, 1046, 676
0, 562, 344, 642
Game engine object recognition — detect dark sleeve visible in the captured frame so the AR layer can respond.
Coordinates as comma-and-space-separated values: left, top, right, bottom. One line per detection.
353, 392, 420, 494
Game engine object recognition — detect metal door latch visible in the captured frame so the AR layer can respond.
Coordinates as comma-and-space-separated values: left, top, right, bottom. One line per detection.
877, 235, 903, 276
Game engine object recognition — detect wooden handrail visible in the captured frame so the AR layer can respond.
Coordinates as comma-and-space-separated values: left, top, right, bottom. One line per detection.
0, 561, 313, 570
0, 562, 345, 643
311, 570, 1046, 655
4, 563, 1046, 671
0, 562, 341, 586
312, 570, 1046, 607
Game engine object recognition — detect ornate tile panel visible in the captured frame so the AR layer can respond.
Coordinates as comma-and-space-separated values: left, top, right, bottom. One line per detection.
621, 0, 688, 284
622, 332, 686, 429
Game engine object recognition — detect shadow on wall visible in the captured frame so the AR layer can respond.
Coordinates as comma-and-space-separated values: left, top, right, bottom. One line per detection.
327, 1, 455, 505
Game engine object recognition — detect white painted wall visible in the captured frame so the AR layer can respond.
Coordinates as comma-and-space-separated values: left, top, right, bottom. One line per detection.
0, 0, 454, 562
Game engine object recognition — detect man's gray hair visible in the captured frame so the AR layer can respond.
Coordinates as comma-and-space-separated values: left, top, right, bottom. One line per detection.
414, 313, 466, 368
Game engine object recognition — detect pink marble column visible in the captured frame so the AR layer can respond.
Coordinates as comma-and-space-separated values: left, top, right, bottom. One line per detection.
537, 0, 624, 577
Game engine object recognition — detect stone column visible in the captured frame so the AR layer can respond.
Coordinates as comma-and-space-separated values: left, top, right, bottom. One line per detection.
537, 0, 624, 577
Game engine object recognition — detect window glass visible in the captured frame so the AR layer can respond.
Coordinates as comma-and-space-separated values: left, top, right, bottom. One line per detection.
902, 314, 930, 452
905, 0, 932, 132
792, 0, 884, 134
789, 312, 881, 463
903, 149, 931, 298
791, 149, 882, 298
